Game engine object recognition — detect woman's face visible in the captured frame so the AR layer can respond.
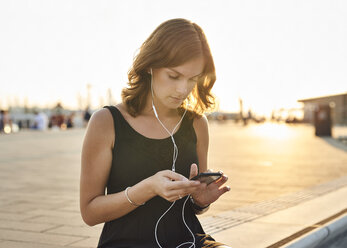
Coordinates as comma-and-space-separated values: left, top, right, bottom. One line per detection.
151, 56, 204, 110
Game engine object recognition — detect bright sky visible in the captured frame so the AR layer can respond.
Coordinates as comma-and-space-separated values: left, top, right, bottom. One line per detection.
1, 0, 346, 116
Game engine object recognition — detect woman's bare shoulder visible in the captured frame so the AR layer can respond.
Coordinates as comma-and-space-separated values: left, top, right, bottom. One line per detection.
86, 108, 115, 146
192, 114, 209, 145
193, 114, 208, 132
90, 108, 113, 127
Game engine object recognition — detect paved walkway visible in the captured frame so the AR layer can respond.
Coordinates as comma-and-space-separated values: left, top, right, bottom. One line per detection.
0, 122, 346, 247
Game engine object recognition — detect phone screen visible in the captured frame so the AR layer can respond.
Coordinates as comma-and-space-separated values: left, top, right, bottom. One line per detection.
191, 172, 222, 185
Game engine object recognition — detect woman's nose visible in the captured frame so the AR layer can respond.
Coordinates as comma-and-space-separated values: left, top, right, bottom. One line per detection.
175, 80, 188, 95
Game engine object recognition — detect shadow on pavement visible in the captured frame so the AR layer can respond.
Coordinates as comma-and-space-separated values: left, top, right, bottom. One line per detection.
320, 137, 347, 153
315, 229, 347, 248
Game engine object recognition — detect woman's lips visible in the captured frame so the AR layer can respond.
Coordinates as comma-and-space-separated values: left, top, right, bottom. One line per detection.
171, 96, 184, 102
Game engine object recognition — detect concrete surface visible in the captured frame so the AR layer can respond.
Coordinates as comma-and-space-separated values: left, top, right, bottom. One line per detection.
0, 122, 346, 247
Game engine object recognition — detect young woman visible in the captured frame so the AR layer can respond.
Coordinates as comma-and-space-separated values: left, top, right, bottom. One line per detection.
80, 18, 231, 248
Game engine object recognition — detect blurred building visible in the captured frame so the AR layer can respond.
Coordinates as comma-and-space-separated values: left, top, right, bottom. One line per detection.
298, 92, 347, 125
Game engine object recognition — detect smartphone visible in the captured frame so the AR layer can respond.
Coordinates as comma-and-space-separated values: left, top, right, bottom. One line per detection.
191, 172, 223, 185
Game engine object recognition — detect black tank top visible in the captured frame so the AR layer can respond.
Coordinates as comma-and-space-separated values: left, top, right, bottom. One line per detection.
98, 106, 222, 248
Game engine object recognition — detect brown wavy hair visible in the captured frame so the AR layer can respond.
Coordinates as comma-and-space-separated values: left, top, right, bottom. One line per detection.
122, 18, 216, 118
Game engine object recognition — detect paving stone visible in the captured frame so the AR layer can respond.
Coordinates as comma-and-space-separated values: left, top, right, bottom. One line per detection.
0, 229, 84, 246
0, 219, 57, 232
25, 209, 80, 218
0, 203, 38, 213
0, 240, 71, 248
46, 224, 103, 237
26, 215, 86, 227
0, 212, 38, 221
57, 205, 80, 212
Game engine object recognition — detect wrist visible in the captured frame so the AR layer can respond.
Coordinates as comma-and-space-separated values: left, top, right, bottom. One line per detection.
126, 178, 156, 207
125, 187, 145, 207
190, 196, 209, 208
190, 196, 210, 213
143, 176, 158, 198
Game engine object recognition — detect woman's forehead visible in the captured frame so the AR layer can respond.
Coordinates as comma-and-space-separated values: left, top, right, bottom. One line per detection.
167, 56, 204, 78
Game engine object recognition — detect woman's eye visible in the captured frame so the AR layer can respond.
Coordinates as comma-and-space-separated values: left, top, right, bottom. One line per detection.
169, 75, 179, 80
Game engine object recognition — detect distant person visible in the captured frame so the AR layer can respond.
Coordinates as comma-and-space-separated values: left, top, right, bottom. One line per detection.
66, 113, 74, 128
0, 110, 4, 133
1, 110, 12, 133
80, 19, 230, 247
51, 102, 65, 128
33, 111, 48, 131
83, 107, 91, 127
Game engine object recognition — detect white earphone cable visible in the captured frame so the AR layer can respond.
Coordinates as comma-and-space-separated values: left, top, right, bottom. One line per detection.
151, 69, 195, 248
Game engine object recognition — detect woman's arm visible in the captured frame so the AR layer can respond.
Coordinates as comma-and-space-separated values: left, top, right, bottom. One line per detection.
80, 109, 203, 226
192, 115, 210, 214
80, 109, 136, 226
191, 115, 230, 213
193, 114, 209, 173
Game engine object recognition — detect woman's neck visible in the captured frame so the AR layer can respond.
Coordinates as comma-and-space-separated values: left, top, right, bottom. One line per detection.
143, 93, 178, 119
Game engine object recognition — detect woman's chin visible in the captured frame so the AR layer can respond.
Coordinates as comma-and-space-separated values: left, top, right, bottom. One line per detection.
169, 97, 184, 107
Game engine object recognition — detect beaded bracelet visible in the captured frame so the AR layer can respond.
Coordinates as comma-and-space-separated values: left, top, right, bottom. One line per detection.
125, 187, 145, 207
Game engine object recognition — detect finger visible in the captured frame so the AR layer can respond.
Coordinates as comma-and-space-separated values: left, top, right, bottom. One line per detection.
167, 196, 177, 202
171, 194, 187, 202
169, 187, 203, 200
214, 174, 228, 187
219, 185, 231, 195
208, 185, 230, 201
168, 179, 201, 190
189, 163, 198, 179
168, 190, 187, 200
163, 170, 188, 182
163, 189, 187, 202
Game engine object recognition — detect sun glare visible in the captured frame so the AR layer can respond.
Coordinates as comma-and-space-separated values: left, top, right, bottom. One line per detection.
4, 125, 12, 134
250, 123, 293, 140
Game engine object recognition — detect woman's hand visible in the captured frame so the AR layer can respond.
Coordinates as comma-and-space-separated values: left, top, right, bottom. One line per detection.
148, 170, 205, 202
189, 164, 230, 207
